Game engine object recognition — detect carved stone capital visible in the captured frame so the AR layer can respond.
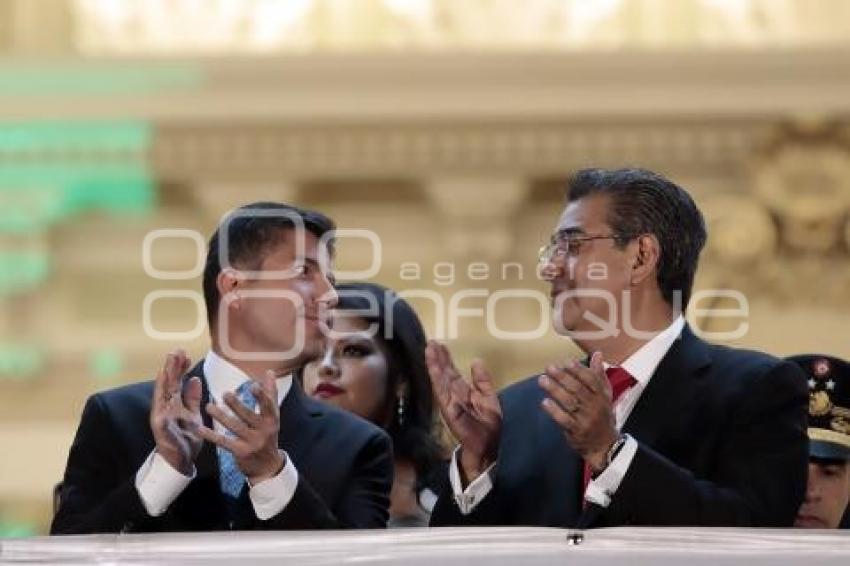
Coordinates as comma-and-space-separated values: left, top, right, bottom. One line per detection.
425, 177, 529, 260
701, 194, 777, 264
754, 142, 850, 252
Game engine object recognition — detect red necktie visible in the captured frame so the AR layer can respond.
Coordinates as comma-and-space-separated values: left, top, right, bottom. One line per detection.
581, 367, 638, 497
606, 367, 638, 403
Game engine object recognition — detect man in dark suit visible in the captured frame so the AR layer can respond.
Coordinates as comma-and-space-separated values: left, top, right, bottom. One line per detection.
52, 202, 393, 534
427, 168, 809, 528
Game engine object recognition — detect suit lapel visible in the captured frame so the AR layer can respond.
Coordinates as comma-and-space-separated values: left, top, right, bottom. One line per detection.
620, 325, 711, 445
186, 361, 219, 482
577, 325, 712, 528
278, 380, 325, 468
168, 360, 226, 528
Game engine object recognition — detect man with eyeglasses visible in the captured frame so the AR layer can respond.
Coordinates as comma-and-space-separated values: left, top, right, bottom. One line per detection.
427, 167, 809, 528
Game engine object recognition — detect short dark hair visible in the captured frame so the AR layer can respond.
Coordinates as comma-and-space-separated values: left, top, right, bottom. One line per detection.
332, 281, 445, 484
202, 201, 335, 326
566, 167, 707, 309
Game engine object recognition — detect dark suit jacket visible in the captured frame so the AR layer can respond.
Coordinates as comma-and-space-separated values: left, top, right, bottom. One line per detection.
430, 326, 809, 528
51, 362, 393, 534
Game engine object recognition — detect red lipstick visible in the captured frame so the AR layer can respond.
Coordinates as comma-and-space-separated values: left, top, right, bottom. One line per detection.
313, 382, 344, 399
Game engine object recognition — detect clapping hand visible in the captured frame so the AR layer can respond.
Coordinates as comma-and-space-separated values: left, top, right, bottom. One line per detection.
197, 370, 285, 484
538, 352, 619, 472
149, 350, 203, 476
425, 341, 502, 484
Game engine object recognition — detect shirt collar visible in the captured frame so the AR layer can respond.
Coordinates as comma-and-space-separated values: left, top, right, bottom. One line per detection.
202, 350, 292, 406
610, 315, 686, 385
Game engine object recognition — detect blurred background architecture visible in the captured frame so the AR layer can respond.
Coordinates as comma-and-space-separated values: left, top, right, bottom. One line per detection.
1, 0, 850, 534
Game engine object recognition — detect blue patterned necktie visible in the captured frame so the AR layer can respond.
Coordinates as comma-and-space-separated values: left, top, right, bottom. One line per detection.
217, 380, 257, 500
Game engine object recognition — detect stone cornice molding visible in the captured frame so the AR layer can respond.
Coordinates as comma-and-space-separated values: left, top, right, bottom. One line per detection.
151, 120, 772, 179
2, 50, 850, 121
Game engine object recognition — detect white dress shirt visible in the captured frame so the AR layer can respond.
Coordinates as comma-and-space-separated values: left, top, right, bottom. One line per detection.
450, 316, 686, 513
135, 350, 299, 520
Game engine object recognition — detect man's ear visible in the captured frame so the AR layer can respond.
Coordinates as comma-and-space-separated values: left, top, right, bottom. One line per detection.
630, 234, 660, 285
217, 268, 243, 304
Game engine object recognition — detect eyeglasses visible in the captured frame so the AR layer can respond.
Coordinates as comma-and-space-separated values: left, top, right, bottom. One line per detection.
537, 232, 630, 264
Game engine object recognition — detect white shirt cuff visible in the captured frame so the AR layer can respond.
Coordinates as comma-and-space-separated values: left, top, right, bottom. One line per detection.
584, 434, 638, 508
448, 446, 495, 514
135, 450, 195, 517
248, 450, 299, 521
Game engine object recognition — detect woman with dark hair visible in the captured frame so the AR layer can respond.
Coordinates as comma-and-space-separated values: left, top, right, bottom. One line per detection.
301, 282, 446, 527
